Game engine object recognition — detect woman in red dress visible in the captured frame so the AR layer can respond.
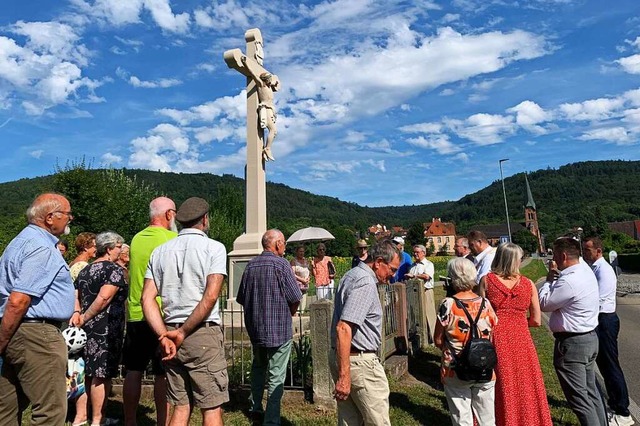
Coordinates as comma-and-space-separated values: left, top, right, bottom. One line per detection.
480, 242, 553, 426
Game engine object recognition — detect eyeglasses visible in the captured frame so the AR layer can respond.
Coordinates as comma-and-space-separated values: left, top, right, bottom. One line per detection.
383, 260, 398, 274
52, 211, 74, 220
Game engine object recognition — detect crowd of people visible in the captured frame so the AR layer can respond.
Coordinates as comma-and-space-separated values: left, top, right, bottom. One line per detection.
0, 193, 634, 426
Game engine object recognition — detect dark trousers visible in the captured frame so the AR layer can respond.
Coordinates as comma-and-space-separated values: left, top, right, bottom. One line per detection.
596, 312, 630, 416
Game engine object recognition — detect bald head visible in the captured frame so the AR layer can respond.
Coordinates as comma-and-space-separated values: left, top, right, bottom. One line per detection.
27, 193, 67, 224
27, 193, 72, 236
262, 229, 286, 256
149, 196, 176, 229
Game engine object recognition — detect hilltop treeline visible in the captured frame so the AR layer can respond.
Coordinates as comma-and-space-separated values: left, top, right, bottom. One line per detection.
1, 160, 639, 255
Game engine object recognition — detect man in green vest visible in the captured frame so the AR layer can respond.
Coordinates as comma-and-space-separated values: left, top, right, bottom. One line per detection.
123, 197, 177, 426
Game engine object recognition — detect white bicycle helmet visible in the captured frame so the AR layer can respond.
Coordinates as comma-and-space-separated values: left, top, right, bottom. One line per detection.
62, 327, 87, 355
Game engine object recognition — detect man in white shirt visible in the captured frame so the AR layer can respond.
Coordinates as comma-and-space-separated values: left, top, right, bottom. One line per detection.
539, 237, 605, 426
142, 197, 229, 426
583, 237, 633, 426
467, 231, 495, 284
405, 244, 436, 344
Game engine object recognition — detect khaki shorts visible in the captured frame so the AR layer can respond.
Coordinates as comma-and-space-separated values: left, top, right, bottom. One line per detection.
165, 324, 229, 409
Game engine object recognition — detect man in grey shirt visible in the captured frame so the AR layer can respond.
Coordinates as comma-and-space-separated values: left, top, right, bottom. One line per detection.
331, 240, 400, 426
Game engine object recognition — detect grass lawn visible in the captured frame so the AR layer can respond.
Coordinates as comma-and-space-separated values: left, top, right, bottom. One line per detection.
28, 259, 578, 425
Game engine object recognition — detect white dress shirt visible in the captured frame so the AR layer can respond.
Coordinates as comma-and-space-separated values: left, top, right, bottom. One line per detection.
474, 246, 496, 284
409, 258, 435, 290
591, 256, 617, 314
538, 262, 599, 333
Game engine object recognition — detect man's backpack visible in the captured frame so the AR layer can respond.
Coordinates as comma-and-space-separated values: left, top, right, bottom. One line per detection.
451, 297, 497, 382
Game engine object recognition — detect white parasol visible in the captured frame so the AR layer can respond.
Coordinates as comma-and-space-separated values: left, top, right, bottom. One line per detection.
286, 227, 335, 243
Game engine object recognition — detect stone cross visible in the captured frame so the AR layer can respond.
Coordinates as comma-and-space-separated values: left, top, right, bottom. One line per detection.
222, 28, 276, 310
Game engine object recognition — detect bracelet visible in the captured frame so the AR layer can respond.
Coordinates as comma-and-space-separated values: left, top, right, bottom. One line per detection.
73, 310, 81, 314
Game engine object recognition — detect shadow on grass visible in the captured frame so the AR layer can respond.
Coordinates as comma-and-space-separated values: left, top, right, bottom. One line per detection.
407, 349, 443, 390
390, 391, 451, 425
104, 399, 155, 425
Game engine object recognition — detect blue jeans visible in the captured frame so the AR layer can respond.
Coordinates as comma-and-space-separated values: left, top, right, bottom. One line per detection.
250, 340, 292, 425
553, 330, 606, 426
596, 312, 630, 416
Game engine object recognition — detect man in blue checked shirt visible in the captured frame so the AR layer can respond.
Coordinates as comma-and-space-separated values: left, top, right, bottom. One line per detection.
237, 229, 302, 426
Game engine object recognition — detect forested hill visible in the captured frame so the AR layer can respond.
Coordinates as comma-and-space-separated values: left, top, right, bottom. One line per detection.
1, 160, 639, 248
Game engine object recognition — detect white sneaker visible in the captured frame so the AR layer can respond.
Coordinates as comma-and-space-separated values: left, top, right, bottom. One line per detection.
610, 414, 635, 426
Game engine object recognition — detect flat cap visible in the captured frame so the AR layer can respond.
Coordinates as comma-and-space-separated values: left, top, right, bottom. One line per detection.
176, 197, 209, 223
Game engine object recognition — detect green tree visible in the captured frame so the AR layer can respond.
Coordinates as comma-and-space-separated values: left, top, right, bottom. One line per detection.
406, 221, 425, 247
208, 184, 245, 252
513, 229, 539, 255
426, 240, 436, 256
51, 161, 159, 242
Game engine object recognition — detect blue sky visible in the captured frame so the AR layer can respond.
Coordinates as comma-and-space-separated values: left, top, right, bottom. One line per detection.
1, 0, 639, 207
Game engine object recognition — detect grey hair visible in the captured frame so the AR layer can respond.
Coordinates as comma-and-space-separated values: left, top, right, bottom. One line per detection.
456, 237, 469, 248
413, 244, 426, 254
26, 194, 63, 224
447, 257, 477, 292
491, 243, 523, 278
262, 229, 283, 249
95, 231, 125, 257
369, 240, 401, 264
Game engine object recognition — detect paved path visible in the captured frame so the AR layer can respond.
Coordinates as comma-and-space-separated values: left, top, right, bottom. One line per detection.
614, 300, 640, 421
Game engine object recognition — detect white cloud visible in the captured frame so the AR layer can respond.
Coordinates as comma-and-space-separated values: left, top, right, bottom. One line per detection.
71, 0, 189, 33
400, 122, 443, 133
29, 150, 44, 159
577, 127, 634, 145
101, 152, 123, 164
449, 113, 516, 145
442, 13, 460, 23
617, 54, 640, 74
129, 75, 182, 88
406, 134, 462, 154
507, 100, 551, 125
193, 0, 280, 31
559, 97, 625, 121
453, 152, 469, 162
280, 27, 549, 122
156, 91, 245, 125
116, 67, 182, 88
0, 21, 102, 115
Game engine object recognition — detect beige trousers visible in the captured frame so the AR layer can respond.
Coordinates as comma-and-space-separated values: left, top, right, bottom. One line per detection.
0, 323, 67, 426
330, 351, 391, 426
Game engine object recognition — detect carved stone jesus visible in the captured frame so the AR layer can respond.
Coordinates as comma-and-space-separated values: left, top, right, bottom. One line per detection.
245, 65, 280, 161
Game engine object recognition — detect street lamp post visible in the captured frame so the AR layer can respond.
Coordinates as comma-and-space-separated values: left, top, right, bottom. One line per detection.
499, 159, 512, 243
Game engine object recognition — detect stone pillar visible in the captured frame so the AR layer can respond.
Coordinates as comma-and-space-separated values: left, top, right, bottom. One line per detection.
225, 28, 268, 310
310, 299, 336, 410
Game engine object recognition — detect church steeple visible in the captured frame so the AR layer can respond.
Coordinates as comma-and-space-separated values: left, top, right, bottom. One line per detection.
523, 173, 544, 253
525, 173, 536, 210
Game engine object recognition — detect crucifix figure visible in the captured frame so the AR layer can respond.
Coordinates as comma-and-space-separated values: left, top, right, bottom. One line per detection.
224, 29, 280, 162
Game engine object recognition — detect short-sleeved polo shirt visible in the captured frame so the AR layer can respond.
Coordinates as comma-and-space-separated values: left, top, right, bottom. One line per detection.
146, 228, 227, 324
331, 262, 382, 352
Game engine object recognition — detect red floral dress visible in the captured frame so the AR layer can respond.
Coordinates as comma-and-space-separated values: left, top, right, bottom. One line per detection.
485, 272, 553, 426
